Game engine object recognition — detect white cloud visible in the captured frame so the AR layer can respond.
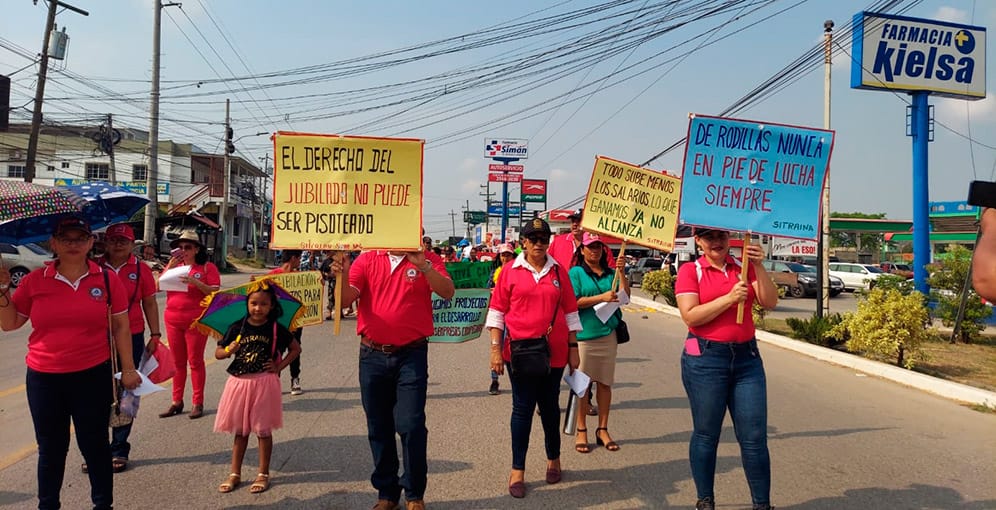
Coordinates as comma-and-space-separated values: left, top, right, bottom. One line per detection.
934, 93, 996, 129
460, 179, 480, 193
933, 6, 969, 24
457, 157, 477, 173
549, 168, 569, 181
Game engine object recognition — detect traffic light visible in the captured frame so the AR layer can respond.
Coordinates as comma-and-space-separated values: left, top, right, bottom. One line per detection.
225, 126, 235, 155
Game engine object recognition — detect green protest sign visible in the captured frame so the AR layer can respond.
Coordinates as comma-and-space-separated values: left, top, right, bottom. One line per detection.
428, 289, 491, 343
445, 262, 494, 289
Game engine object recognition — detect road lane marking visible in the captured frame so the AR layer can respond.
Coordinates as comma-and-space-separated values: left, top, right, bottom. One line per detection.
0, 384, 26, 399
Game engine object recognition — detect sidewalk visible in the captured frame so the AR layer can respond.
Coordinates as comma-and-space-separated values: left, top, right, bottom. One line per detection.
630, 295, 996, 407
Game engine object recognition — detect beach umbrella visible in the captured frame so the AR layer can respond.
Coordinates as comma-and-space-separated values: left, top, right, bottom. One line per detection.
0, 181, 88, 244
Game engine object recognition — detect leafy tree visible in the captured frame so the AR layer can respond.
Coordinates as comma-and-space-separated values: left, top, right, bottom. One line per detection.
829, 212, 887, 251
642, 270, 675, 306
927, 244, 992, 343
829, 288, 930, 369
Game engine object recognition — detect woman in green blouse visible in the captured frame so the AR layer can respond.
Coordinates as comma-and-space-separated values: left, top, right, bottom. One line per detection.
568, 233, 629, 454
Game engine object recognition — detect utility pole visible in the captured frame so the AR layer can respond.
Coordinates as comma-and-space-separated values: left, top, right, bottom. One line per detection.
24, 0, 89, 182
817, 20, 833, 320
219, 98, 231, 267
106, 113, 116, 185
465, 199, 472, 239
144, 0, 179, 247
448, 209, 457, 237
257, 153, 269, 260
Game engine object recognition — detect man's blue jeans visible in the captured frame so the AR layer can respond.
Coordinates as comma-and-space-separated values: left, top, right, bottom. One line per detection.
111, 332, 145, 460
681, 337, 770, 506
359, 341, 429, 503
27, 361, 114, 510
508, 365, 565, 470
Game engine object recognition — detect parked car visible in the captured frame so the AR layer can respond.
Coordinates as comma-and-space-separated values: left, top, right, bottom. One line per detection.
828, 262, 886, 291
761, 259, 843, 298
0, 243, 54, 288
629, 257, 665, 287
880, 262, 914, 278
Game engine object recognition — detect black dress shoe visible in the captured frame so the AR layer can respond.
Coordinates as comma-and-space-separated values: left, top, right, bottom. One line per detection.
188, 405, 204, 419
158, 402, 183, 418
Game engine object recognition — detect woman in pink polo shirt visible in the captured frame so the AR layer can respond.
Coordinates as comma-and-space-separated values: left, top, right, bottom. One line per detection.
674, 228, 778, 510
159, 230, 220, 420
486, 218, 582, 499
0, 216, 141, 510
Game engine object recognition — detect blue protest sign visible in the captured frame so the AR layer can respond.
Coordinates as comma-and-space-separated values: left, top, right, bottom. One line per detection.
679, 114, 834, 240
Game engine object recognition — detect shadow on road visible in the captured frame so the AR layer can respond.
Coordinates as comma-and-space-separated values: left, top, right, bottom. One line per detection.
786, 483, 996, 509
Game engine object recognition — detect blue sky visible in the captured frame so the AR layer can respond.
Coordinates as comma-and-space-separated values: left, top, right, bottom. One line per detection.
2, 0, 993, 240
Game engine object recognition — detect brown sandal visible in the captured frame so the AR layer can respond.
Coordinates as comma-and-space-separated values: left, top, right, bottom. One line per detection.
574, 428, 591, 454
218, 473, 241, 493
249, 473, 270, 494
596, 427, 619, 451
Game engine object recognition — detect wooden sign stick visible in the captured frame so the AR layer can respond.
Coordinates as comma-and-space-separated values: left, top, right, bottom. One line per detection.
736, 232, 751, 324
333, 251, 344, 336
611, 240, 627, 293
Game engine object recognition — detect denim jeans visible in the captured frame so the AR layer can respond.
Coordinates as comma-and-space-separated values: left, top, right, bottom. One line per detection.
681, 336, 770, 506
111, 332, 145, 460
26, 361, 114, 510
289, 329, 303, 379
359, 341, 429, 502
508, 364, 565, 470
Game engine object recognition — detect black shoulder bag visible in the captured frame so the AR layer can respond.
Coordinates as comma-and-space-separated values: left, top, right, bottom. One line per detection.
587, 269, 629, 344
509, 265, 563, 377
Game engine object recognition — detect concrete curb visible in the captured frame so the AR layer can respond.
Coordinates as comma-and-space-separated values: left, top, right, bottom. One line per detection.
630, 295, 996, 407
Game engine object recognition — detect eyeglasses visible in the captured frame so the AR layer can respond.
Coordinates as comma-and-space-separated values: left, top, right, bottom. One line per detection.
525, 235, 550, 245
178, 244, 198, 251
56, 235, 91, 245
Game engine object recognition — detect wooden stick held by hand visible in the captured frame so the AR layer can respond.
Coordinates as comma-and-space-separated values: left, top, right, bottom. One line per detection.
736, 233, 751, 324
611, 241, 627, 293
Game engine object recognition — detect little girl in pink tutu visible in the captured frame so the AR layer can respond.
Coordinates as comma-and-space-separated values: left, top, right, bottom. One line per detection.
213, 285, 301, 494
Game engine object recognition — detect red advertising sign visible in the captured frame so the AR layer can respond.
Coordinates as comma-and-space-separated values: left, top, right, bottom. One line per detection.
548, 209, 574, 221
488, 164, 525, 173
488, 173, 523, 183
521, 178, 547, 203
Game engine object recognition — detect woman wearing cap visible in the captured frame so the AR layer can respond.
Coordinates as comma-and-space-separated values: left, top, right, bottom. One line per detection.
486, 218, 582, 499
0, 216, 141, 510
568, 233, 628, 454
674, 229, 778, 510
159, 230, 221, 419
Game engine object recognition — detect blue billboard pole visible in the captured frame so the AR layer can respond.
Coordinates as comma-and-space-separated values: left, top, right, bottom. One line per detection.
911, 92, 930, 294
495, 157, 519, 243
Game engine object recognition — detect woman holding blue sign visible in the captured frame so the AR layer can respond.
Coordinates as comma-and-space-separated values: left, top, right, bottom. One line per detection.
568, 233, 628, 454
674, 228, 778, 510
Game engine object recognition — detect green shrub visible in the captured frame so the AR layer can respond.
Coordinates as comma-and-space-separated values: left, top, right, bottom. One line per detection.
641, 269, 675, 306
785, 313, 845, 347
875, 274, 915, 295
829, 288, 930, 369
927, 245, 992, 343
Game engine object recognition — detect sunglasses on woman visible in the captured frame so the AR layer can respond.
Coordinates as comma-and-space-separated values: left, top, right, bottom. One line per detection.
525, 235, 550, 245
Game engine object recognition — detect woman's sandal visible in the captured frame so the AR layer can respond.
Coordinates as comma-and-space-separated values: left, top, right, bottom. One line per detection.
111, 457, 128, 473
249, 473, 270, 494
218, 473, 241, 493
574, 428, 591, 454
596, 427, 620, 451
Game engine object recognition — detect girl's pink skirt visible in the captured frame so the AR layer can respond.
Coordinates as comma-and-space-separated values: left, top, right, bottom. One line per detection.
213, 372, 282, 437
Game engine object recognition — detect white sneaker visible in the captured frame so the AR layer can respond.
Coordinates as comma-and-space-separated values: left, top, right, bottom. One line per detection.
290, 377, 303, 396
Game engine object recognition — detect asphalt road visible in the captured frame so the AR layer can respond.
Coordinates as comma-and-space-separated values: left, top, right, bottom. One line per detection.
1, 273, 994, 509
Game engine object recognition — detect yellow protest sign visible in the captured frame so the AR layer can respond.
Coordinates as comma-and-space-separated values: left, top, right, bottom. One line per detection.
271, 132, 424, 250
257, 271, 325, 327
581, 155, 681, 251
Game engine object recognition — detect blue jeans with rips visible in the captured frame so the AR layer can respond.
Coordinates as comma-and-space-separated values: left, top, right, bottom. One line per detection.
681, 336, 770, 506
359, 341, 429, 503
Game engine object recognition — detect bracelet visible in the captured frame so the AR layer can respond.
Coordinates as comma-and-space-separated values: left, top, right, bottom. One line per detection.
122, 369, 138, 374
149, 333, 162, 338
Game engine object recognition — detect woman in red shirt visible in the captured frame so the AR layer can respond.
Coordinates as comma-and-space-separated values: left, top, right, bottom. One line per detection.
0, 216, 141, 510
159, 230, 220, 419
486, 218, 582, 499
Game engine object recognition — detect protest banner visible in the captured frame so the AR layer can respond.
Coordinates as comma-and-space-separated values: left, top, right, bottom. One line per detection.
580, 155, 681, 251
429, 288, 491, 343
445, 261, 495, 289
271, 132, 424, 250
256, 271, 325, 327
679, 114, 834, 240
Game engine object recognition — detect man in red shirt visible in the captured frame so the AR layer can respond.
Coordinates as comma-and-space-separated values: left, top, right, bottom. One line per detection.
262, 250, 306, 396
333, 246, 454, 510
95, 223, 161, 473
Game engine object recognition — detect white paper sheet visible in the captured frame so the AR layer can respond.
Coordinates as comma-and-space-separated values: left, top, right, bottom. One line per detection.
563, 369, 591, 397
115, 371, 165, 397
158, 265, 191, 292
593, 288, 630, 323
138, 350, 159, 377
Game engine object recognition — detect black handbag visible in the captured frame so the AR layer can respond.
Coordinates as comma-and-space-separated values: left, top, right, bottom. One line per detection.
509, 337, 551, 377
615, 318, 630, 344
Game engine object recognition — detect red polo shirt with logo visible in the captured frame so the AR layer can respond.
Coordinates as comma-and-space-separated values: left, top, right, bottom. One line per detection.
13, 260, 129, 373
98, 255, 157, 334
489, 257, 580, 367
165, 262, 220, 315
674, 255, 758, 342
548, 232, 616, 269
348, 251, 451, 346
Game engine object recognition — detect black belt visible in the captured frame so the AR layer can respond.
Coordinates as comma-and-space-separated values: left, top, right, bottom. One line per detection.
360, 337, 427, 354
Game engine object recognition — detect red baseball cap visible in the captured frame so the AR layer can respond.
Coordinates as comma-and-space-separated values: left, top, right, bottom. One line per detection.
105, 223, 135, 241
581, 232, 604, 247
